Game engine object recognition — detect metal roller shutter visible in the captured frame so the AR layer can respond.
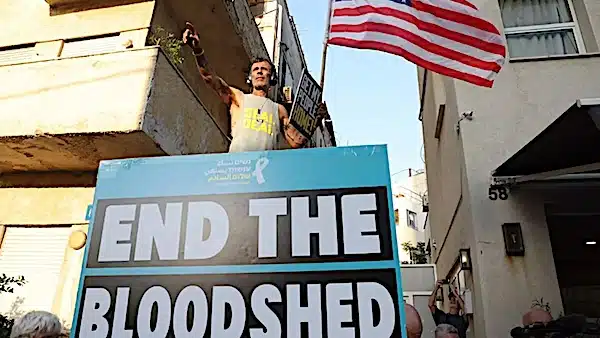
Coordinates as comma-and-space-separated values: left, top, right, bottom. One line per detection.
60, 35, 122, 58
0, 226, 71, 317
0, 46, 37, 66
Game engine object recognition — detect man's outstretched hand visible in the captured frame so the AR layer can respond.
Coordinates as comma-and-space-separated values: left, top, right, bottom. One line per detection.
182, 22, 201, 50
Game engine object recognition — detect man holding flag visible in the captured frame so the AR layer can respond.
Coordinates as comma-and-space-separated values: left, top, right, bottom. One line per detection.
323, 0, 506, 88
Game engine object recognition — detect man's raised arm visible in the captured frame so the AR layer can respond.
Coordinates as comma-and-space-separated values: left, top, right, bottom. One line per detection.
182, 22, 241, 107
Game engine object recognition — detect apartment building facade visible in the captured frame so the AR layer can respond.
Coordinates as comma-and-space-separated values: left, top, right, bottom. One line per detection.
0, 0, 331, 326
393, 170, 429, 263
419, 0, 600, 336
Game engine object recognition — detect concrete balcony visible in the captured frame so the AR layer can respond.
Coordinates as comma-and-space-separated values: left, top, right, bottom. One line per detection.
0, 47, 229, 174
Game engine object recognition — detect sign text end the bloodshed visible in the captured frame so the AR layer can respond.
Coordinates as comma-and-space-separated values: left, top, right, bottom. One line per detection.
71, 146, 406, 338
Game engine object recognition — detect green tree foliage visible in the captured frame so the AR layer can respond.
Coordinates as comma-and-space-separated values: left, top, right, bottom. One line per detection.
147, 26, 184, 65
401, 241, 429, 264
0, 274, 26, 338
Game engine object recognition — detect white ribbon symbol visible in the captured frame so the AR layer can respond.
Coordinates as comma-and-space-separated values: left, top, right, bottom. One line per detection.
253, 157, 270, 184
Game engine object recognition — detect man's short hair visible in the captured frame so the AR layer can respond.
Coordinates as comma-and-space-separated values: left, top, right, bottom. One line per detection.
248, 57, 275, 74
435, 324, 459, 338
10, 311, 63, 338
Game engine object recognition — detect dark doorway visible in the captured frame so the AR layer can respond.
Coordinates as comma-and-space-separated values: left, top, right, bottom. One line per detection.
546, 203, 600, 319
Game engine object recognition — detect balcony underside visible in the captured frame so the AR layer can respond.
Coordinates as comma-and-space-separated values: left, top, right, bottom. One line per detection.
0, 132, 163, 173
0, 47, 229, 174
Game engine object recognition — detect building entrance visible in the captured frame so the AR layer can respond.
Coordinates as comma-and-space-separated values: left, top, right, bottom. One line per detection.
546, 203, 600, 320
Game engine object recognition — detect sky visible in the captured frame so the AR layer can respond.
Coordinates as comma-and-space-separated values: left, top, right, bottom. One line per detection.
287, 0, 425, 179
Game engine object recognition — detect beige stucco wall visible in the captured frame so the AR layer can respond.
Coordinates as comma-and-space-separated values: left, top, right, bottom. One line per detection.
455, 56, 600, 338
421, 0, 600, 336
0, 1, 154, 47
0, 48, 155, 137
0, 188, 93, 225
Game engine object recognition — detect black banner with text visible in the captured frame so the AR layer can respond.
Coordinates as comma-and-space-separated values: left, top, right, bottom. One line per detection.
86, 187, 393, 269
75, 269, 400, 338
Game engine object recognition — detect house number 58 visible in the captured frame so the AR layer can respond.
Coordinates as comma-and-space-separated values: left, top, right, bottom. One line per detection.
488, 186, 508, 200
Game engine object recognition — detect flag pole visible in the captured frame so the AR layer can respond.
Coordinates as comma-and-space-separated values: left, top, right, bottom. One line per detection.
319, 0, 333, 89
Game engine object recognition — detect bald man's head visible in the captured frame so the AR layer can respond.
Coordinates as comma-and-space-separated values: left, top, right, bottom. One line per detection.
405, 303, 423, 338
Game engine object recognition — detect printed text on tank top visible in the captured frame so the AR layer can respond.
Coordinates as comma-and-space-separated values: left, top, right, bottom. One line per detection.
240, 97, 276, 136
231, 96, 271, 131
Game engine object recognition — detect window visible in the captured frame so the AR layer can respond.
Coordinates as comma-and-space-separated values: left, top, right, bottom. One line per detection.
407, 210, 417, 230
499, 0, 585, 58
394, 209, 400, 225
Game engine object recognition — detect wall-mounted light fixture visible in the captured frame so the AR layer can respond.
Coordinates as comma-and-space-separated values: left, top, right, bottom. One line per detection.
68, 230, 87, 250
502, 222, 525, 256
459, 248, 472, 271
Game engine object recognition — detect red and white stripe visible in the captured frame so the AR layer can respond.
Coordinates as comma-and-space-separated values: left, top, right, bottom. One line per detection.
328, 0, 506, 87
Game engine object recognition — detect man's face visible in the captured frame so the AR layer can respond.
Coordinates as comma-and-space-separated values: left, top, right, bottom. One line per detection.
250, 61, 272, 90
448, 296, 459, 314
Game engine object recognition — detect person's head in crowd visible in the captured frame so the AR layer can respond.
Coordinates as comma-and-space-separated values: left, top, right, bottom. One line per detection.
435, 323, 460, 338
10, 311, 63, 338
447, 292, 460, 315
404, 302, 423, 338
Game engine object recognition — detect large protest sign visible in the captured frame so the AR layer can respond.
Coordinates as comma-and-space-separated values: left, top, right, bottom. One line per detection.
289, 68, 322, 139
71, 146, 407, 338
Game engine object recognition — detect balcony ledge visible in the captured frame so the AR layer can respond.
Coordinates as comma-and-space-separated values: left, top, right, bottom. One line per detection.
0, 47, 230, 174
45, 0, 150, 15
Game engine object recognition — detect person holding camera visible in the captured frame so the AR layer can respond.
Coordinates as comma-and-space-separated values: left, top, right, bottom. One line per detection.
428, 279, 469, 338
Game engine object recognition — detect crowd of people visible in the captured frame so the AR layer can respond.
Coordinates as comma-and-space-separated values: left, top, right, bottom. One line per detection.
11, 282, 463, 338
405, 279, 470, 338
406, 301, 465, 338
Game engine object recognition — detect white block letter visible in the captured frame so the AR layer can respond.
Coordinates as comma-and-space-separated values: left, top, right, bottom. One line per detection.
98, 204, 136, 262
185, 201, 229, 259
286, 284, 322, 338
357, 282, 395, 338
112, 288, 133, 338
291, 196, 337, 257
250, 284, 282, 338
137, 286, 171, 338
342, 194, 381, 254
173, 286, 209, 337
211, 286, 246, 338
326, 283, 354, 337
79, 288, 111, 337
134, 203, 183, 261
249, 198, 287, 258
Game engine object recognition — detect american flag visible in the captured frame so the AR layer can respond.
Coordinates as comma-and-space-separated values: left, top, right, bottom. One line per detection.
328, 0, 506, 87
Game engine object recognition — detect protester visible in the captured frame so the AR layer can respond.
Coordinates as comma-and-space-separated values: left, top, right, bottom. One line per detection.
428, 279, 469, 338
405, 302, 423, 338
182, 22, 326, 153
10, 311, 63, 338
435, 323, 460, 338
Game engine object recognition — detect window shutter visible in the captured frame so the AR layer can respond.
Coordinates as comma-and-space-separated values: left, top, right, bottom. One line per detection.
0, 46, 37, 66
0, 226, 71, 315
61, 35, 122, 58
